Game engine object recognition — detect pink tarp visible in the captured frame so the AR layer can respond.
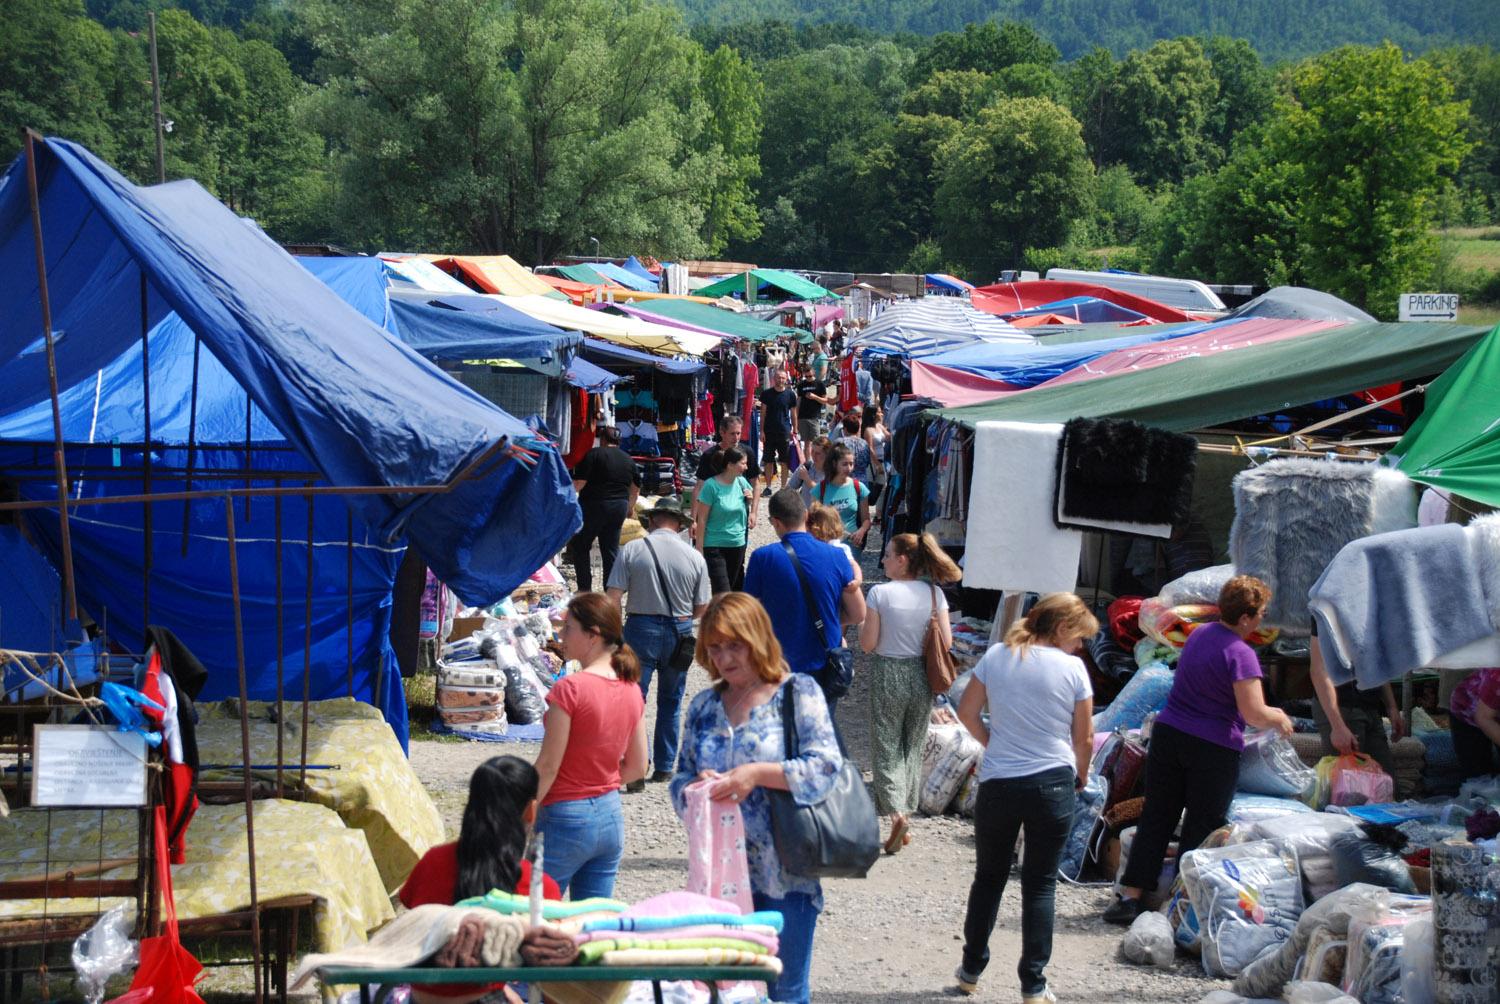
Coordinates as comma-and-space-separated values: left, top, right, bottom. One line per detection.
911, 361, 1022, 406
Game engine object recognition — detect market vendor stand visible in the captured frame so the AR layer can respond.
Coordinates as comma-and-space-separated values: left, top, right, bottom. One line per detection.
320, 964, 768, 1004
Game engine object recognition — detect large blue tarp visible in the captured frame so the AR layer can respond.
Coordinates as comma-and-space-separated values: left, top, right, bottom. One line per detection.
592, 261, 658, 292
620, 256, 658, 286
383, 289, 582, 362
0, 524, 101, 701
578, 337, 707, 374
917, 323, 1208, 387
0, 139, 584, 747
1003, 296, 1149, 325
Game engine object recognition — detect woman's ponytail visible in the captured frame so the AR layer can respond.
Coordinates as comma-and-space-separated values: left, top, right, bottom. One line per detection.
1003, 593, 1100, 657
610, 641, 641, 684
889, 532, 962, 584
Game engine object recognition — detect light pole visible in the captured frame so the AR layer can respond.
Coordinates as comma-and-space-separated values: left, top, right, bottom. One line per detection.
589, 236, 600, 260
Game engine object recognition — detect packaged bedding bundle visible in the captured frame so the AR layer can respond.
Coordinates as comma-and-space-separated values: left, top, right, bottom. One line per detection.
1231, 882, 1390, 999
1237, 729, 1316, 800
918, 727, 982, 815
1178, 839, 1305, 977
1341, 894, 1431, 1004
1235, 811, 1360, 902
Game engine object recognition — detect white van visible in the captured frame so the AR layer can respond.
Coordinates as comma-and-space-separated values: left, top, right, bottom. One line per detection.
1044, 268, 1226, 312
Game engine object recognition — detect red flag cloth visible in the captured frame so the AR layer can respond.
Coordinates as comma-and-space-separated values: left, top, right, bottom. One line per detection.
126, 806, 205, 1004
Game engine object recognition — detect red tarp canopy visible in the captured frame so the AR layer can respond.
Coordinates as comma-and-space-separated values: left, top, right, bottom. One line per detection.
972, 280, 1197, 324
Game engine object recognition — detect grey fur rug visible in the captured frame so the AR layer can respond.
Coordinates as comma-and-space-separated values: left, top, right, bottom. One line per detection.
1229, 459, 1414, 633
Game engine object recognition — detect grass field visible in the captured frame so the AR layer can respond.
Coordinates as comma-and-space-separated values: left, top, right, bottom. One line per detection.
1443, 226, 1500, 273
1461, 302, 1500, 328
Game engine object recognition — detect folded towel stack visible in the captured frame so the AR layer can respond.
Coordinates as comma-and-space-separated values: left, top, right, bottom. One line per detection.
574, 892, 784, 975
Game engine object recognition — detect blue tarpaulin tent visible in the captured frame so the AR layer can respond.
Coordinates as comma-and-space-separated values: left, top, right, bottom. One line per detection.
578, 337, 706, 374
917, 323, 1204, 387
1000, 296, 1149, 325
591, 261, 658, 293
381, 289, 582, 362
0, 138, 583, 747
621, 256, 658, 286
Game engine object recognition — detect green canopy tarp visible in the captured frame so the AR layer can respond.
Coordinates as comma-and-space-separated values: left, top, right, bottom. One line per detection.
553, 263, 612, 286
1388, 324, 1500, 507
696, 268, 836, 302
936, 321, 1490, 433
625, 297, 790, 342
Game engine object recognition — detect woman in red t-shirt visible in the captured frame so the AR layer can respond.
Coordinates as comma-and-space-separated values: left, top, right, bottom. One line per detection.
399, 756, 559, 1003
533, 594, 647, 900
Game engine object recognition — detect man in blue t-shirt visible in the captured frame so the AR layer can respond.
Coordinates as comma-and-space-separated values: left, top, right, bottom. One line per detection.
744, 489, 866, 710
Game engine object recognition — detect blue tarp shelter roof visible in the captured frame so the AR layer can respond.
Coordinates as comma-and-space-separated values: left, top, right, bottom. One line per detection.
917, 322, 1209, 388
1003, 296, 1148, 325
564, 356, 622, 393
621, 256, 658, 286
0, 138, 584, 746
591, 261, 658, 292
382, 288, 582, 361
579, 337, 707, 374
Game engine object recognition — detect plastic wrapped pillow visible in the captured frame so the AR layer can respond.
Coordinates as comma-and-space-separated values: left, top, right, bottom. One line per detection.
1231, 882, 1389, 999
919, 730, 982, 815
1179, 839, 1306, 978
1238, 730, 1316, 799
1283, 982, 1358, 1004
1093, 664, 1175, 733
1160, 564, 1236, 607
1227, 794, 1311, 826
1343, 896, 1430, 1004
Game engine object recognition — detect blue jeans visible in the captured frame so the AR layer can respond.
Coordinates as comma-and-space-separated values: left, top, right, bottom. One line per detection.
961, 766, 1074, 996
536, 791, 624, 901
627, 614, 693, 772
752, 889, 819, 1004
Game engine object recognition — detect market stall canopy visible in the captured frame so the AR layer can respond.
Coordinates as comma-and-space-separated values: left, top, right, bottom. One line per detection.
595, 302, 724, 338
1389, 324, 1500, 508
849, 298, 1031, 356
579, 337, 707, 374
382, 289, 582, 362
1227, 286, 1376, 323
936, 321, 1490, 432
545, 263, 618, 287
379, 256, 474, 295
972, 280, 1196, 323
563, 355, 623, 393
418, 254, 561, 299
497, 294, 720, 355
621, 255, 658, 284
1043, 268, 1226, 312
772, 300, 845, 330
590, 261, 658, 292
622, 297, 788, 342
695, 267, 836, 301
1000, 295, 1149, 326
535, 272, 602, 303
925, 273, 974, 293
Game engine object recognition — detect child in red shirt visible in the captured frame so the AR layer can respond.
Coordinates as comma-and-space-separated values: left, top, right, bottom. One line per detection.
398, 756, 559, 1003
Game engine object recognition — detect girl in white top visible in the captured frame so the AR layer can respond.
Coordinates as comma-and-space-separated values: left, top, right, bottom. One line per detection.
858, 532, 961, 853
952, 593, 1098, 1002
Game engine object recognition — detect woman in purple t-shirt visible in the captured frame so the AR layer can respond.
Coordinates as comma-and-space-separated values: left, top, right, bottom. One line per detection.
1103, 575, 1293, 926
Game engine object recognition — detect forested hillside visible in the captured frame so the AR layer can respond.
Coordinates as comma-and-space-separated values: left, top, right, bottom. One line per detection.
679, 0, 1497, 60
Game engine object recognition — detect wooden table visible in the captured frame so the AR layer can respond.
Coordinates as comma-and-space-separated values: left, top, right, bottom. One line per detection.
319, 964, 769, 1004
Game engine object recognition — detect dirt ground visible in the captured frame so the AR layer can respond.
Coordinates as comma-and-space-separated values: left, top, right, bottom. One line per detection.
400, 492, 1226, 1003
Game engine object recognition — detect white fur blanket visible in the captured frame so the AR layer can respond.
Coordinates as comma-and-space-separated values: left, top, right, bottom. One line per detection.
1229, 459, 1415, 634
963, 421, 1082, 593
1308, 513, 1500, 688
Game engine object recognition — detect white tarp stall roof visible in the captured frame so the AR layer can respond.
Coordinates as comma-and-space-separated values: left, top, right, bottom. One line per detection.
497, 294, 721, 356
849, 298, 1032, 356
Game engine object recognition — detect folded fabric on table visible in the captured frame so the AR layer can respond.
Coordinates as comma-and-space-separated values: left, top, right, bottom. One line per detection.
1053, 417, 1197, 537
579, 938, 770, 964
582, 911, 784, 934
291, 903, 526, 990
458, 889, 628, 919
1309, 515, 1500, 688
596, 948, 782, 974
963, 421, 1082, 594
1230, 460, 1417, 634
574, 925, 780, 950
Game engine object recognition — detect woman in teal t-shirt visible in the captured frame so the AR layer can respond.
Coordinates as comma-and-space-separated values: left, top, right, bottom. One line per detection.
692, 447, 756, 593
816, 443, 872, 551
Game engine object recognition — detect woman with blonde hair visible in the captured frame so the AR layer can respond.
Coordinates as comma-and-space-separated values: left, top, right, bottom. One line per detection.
533, 593, 647, 900
670, 593, 843, 1004
859, 533, 962, 853
806, 501, 860, 585
953, 593, 1099, 1002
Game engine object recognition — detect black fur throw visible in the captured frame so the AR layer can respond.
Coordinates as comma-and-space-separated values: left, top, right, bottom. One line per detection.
1054, 417, 1198, 528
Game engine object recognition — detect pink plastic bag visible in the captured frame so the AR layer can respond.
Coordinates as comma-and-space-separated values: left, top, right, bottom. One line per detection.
1329, 753, 1393, 806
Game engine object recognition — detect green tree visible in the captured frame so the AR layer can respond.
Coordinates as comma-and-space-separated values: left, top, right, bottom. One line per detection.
696, 45, 763, 253
1201, 36, 1277, 158
902, 69, 995, 118
1067, 46, 1116, 167
1278, 44, 1470, 315
852, 112, 963, 265
1423, 46, 1500, 220
304, 0, 728, 261
911, 20, 1060, 82
1096, 37, 1220, 185
933, 97, 1095, 276
0, 0, 119, 163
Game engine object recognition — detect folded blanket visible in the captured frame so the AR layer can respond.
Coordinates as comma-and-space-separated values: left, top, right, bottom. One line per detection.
582, 911, 784, 934
458, 889, 628, 919
573, 924, 780, 950
579, 937, 770, 964
291, 904, 463, 990
1230, 460, 1416, 634
596, 947, 782, 975
1309, 516, 1500, 688
963, 421, 1082, 594
1054, 417, 1196, 536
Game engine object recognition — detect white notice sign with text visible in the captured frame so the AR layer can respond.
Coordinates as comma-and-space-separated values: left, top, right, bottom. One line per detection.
1399, 293, 1459, 322
31, 725, 148, 807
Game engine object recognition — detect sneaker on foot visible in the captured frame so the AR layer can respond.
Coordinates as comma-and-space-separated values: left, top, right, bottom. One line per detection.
649, 770, 672, 783
954, 966, 979, 996
761, 486, 772, 497
1102, 894, 1144, 925
1022, 986, 1056, 1003
624, 778, 646, 794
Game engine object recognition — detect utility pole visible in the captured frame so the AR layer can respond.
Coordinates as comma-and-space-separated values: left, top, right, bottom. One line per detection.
148, 12, 165, 183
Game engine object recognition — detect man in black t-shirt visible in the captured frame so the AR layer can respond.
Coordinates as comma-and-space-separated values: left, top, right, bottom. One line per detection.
757, 368, 798, 498
796, 374, 830, 457
695, 414, 759, 483
567, 426, 641, 592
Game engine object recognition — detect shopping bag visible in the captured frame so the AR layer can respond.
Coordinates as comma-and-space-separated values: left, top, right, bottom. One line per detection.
127, 806, 205, 1004
1328, 753, 1393, 807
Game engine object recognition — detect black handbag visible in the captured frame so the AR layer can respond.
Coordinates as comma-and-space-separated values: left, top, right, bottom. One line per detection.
642, 538, 699, 673
780, 540, 854, 699
767, 680, 881, 879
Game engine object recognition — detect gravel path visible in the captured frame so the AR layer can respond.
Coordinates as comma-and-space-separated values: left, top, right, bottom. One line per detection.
407, 494, 1226, 1003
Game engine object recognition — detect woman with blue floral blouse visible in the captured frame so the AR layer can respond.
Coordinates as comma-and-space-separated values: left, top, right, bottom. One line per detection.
670, 592, 842, 1004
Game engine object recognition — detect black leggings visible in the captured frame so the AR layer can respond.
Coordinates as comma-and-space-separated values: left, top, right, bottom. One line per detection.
703, 545, 746, 594
1120, 721, 1241, 891
566, 499, 630, 593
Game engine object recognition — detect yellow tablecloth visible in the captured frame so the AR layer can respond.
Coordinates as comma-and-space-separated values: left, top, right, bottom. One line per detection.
196, 698, 445, 890
0, 800, 393, 951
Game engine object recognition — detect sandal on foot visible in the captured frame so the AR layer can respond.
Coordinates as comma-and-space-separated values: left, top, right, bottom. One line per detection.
883, 815, 909, 855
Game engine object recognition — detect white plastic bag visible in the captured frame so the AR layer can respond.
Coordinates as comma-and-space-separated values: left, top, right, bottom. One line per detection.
71, 904, 137, 1004
1397, 914, 1435, 1004
1237, 730, 1316, 799
1121, 910, 1175, 969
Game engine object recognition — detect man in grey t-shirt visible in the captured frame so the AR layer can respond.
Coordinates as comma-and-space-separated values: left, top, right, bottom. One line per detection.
606, 499, 710, 785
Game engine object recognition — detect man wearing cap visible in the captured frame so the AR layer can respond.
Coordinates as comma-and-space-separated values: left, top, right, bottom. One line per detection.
606, 499, 711, 788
